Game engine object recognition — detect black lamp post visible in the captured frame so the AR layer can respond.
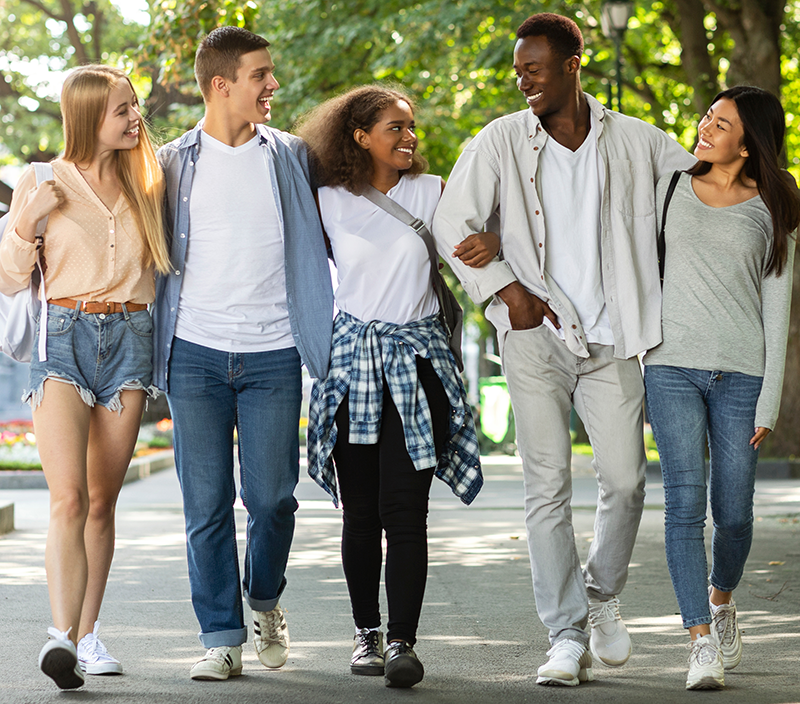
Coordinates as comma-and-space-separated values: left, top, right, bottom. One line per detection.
601, 1, 634, 113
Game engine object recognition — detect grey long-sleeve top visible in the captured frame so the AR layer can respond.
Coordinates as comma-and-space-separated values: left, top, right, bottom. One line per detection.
643, 172, 796, 429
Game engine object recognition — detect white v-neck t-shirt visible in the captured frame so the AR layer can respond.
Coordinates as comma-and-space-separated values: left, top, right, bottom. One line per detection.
538, 113, 613, 345
318, 174, 441, 325
174, 131, 293, 352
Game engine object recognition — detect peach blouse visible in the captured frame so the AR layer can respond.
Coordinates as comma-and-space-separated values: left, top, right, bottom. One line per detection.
0, 159, 155, 303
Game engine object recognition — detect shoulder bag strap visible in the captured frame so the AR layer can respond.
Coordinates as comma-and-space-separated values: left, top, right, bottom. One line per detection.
361, 185, 440, 283
31, 162, 53, 362
658, 170, 682, 287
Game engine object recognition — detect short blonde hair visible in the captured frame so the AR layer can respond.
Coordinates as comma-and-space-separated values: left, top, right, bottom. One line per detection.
61, 65, 170, 274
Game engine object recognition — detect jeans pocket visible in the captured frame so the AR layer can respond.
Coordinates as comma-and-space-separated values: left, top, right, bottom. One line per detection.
46, 310, 76, 336
125, 310, 154, 338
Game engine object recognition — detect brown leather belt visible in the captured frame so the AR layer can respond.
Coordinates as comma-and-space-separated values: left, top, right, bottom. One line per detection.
48, 298, 148, 314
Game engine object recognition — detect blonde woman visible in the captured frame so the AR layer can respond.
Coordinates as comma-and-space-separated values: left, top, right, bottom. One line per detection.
0, 65, 170, 689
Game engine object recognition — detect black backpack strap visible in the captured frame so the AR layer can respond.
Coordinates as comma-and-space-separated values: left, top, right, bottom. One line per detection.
658, 170, 682, 286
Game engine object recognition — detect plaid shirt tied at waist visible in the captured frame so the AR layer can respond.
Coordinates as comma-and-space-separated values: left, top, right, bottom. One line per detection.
307, 310, 483, 507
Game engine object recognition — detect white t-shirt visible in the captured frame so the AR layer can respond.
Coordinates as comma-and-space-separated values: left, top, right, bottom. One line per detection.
174, 131, 294, 352
538, 113, 614, 346
319, 174, 441, 325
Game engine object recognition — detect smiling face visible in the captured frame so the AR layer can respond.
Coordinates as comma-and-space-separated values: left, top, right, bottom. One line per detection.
513, 34, 579, 118
694, 98, 748, 165
95, 78, 141, 154
223, 47, 279, 125
355, 99, 418, 178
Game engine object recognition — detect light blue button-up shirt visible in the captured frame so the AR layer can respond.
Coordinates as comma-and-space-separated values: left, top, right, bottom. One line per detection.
153, 123, 333, 391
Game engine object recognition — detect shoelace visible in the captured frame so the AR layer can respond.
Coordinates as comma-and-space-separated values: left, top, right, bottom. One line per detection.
47, 626, 72, 643
258, 608, 287, 641
713, 604, 736, 645
81, 634, 111, 660
356, 630, 381, 655
688, 638, 718, 666
588, 597, 622, 627
546, 638, 586, 660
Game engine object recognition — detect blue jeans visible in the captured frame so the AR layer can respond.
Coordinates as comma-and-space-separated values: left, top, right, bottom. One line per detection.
167, 337, 302, 647
644, 365, 762, 629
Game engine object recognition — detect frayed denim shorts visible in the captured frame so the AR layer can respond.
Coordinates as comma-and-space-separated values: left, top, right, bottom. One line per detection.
25, 304, 158, 413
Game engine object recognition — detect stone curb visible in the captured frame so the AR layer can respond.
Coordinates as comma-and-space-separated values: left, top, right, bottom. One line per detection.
0, 502, 13, 534
0, 449, 175, 490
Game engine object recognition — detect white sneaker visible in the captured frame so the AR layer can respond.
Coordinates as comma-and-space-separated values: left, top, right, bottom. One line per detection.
537, 638, 594, 686
77, 621, 123, 675
39, 627, 85, 690
686, 635, 724, 690
588, 596, 632, 666
190, 646, 243, 680
253, 604, 290, 668
711, 595, 742, 670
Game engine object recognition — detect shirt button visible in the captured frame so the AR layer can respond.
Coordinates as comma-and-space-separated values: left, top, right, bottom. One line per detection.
189, 161, 194, 166
110, 244, 114, 248
538, 243, 543, 248
572, 324, 577, 329
535, 210, 540, 215
175, 270, 181, 275
180, 233, 186, 238
533, 146, 539, 151
109, 229, 114, 234
182, 197, 188, 202
170, 307, 175, 312
530, 178, 534, 183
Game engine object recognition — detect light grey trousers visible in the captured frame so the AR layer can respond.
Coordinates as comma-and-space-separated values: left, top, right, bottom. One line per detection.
502, 327, 646, 646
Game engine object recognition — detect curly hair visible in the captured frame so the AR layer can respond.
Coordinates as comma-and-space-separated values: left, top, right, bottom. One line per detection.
296, 85, 428, 194
516, 13, 584, 60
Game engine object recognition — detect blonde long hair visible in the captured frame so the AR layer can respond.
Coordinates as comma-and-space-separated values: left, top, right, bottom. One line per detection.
61, 65, 170, 274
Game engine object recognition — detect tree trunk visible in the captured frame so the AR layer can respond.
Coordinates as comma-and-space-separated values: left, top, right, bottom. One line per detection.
707, 0, 783, 95
760, 244, 800, 458
674, 0, 719, 114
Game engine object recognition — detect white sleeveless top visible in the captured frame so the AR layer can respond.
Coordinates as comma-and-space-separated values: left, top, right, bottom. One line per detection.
319, 174, 442, 325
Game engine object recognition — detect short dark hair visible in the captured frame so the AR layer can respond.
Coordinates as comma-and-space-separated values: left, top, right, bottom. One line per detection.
296, 85, 428, 194
516, 13, 584, 60
195, 26, 270, 100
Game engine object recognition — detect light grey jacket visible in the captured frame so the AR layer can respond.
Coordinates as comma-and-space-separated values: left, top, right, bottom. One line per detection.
433, 94, 696, 359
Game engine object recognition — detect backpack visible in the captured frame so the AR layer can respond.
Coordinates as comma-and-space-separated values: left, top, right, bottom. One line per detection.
0, 162, 53, 362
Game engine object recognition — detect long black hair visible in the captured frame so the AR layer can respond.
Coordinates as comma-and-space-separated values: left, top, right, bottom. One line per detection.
688, 85, 800, 276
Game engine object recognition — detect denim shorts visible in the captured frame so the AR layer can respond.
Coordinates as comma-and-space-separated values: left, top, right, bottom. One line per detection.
24, 304, 158, 413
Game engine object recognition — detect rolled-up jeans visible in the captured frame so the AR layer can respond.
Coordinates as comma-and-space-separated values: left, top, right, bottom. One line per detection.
167, 337, 302, 647
502, 326, 646, 646
644, 365, 762, 629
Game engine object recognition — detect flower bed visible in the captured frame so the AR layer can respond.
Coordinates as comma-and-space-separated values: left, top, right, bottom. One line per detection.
0, 418, 174, 471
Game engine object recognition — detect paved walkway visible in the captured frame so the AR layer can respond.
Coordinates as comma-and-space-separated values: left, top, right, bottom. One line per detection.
1, 456, 799, 703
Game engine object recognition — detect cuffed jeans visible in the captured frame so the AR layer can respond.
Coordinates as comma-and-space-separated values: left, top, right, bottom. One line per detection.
167, 337, 302, 647
644, 365, 761, 629
503, 327, 646, 646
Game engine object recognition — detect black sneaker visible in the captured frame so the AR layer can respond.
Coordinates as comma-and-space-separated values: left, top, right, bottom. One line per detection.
384, 640, 424, 688
351, 628, 384, 675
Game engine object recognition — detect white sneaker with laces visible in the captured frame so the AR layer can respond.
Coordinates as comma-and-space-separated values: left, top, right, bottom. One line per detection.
537, 638, 594, 686
77, 621, 123, 675
253, 604, 290, 668
710, 594, 742, 670
39, 627, 85, 690
190, 645, 243, 680
686, 635, 724, 690
588, 596, 632, 666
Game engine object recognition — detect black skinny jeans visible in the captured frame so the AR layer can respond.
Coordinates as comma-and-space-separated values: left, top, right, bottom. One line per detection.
332, 357, 450, 645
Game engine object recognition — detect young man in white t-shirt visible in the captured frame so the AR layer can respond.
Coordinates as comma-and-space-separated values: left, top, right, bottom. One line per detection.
154, 27, 333, 681
433, 13, 695, 686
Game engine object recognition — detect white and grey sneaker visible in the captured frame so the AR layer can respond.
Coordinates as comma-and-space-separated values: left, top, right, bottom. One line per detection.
686, 635, 724, 690
588, 596, 632, 666
189, 646, 243, 681
39, 627, 85, 690
537, 638, 594, 686
351, 628, 384, 675
711, 594, 742, 670
77, 621, 123, 675
253, 604, 290, 668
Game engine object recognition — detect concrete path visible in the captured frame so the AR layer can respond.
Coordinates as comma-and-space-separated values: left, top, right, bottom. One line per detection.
1, 455, 799, 703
